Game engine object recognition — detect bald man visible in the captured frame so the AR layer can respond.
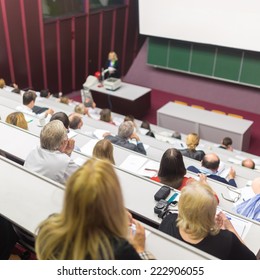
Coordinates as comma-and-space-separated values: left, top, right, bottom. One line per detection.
187, 153, 237, 188
241, 158, 255, 170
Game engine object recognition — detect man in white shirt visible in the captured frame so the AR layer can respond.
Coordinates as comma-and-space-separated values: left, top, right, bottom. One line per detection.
16, 90, 54, 121
24, 120, 79, 184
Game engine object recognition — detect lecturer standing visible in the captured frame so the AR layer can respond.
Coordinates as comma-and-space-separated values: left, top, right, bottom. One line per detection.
105, 51, 120, 78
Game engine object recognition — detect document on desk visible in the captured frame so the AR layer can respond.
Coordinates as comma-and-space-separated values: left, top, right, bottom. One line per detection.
230, 187, 255, 207
119, 155, 147, 173
216, 162, 230, 179
137, 160, 160, 177
93, 129, 111, 139
221, 210, 252, 240
80, 139, 99, 156
67, 130, 78, 138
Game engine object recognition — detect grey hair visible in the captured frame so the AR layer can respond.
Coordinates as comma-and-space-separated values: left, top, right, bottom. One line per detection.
118, 121, 134, 139
40, 120, 67, 151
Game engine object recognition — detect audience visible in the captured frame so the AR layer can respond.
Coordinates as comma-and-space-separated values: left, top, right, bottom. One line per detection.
35, 158, 153, 259
74, 103, 90, 117
92, 139, 115, 164
219, 137, 233, 151
50, 112, 70, 131
100, 108, 116, 125
40, 89, 51, 98
5, 112, 28, 130
151, 148, 195, 190
235, 177, 260, 222
60, 97, 71, 105
16, 90, 54, 120
105, 121, 146, 155
172, 131, 182, 140
124, 115, 138, 132
180, 133, 205, 161
24, 120, 79, 184
187, 153, 237, 188
159, 182, 256, 259
0, 78, 6, 88
69, 113, 83, 130
140, 120, 155, 138
0, 216, 19, 259
241, 158, 255, 169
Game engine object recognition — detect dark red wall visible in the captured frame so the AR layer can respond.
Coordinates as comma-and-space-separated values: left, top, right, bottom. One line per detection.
0, 0, 141, 94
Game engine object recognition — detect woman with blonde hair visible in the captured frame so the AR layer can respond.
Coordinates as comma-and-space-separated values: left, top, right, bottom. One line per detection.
93, 139, 115, 164
180, 133, 205, 161
36, 158, 150, 259
159, 182, 256, 259
105, 51, 120, 78
5, 112, 28, 130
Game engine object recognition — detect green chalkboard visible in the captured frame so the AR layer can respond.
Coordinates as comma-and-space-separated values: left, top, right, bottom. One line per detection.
214, 47, 242, 81
147, 37, 169, 67
190, 44, 215, 75
147, 37, 260, 88
168, 40, 191, 71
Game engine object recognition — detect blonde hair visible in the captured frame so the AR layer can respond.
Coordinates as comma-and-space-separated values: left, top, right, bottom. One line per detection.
0, 78, 6, 89
108, 51, 118, 61
35, 158, 128, 259
74, 103, 85, 115
60, 97, 69, 104
186, 133, 200, 150
177, 182, 219, 239
5, 112, 28, 130
93, 139, 115, 165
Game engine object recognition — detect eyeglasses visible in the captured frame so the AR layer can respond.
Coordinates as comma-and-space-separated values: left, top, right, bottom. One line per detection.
221, 186, 241, 203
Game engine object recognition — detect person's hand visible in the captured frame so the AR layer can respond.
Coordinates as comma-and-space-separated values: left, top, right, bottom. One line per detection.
128, 219, 145, 253
130, 132, 140, 142
45, 108, 54, 116
228, 167, 236, 179
198, 173, 208, 184
103, 132, 111, 138
215, 211, 234, 231
63, 138, 75, 156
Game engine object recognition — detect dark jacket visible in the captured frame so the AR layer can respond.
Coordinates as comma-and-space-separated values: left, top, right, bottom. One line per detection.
105, 135, 146, 155
180, 149, 205, 161
187, 165, 237, 188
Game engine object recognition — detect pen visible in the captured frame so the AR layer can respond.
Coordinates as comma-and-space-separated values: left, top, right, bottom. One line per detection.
144, 168, 158, 172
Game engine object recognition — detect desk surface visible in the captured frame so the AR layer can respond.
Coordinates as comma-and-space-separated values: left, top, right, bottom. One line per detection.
157, 102, 253, 134
90, 82, 151, 101
0, 157, 215, 259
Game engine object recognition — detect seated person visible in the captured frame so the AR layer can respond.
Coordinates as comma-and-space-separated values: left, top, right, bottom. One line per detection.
16, 90, 54, 120
140, 120, 155, 138
124, 115, 139, 132
74, 103, 91, 118
180, 133, 205, 161
219, 137, 233, 151
159, 182, 256, 260
40, 89, 51, 98
50, 112, 70, 131
35, 158, 153, 259
151, 148, 195, 190
24, 120, 79, 184
0, 78, 6, 89
0, 215, 19, 260
92, 138, 115, 165
105, 121, 146, 155
235, 177, 260, 222
69, 113, 83, 130
5, 112, 28, 130
100, 108, 116, 125
172, 131, 181, 140
187, 153, 237, 188
241, 158, 255, 169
